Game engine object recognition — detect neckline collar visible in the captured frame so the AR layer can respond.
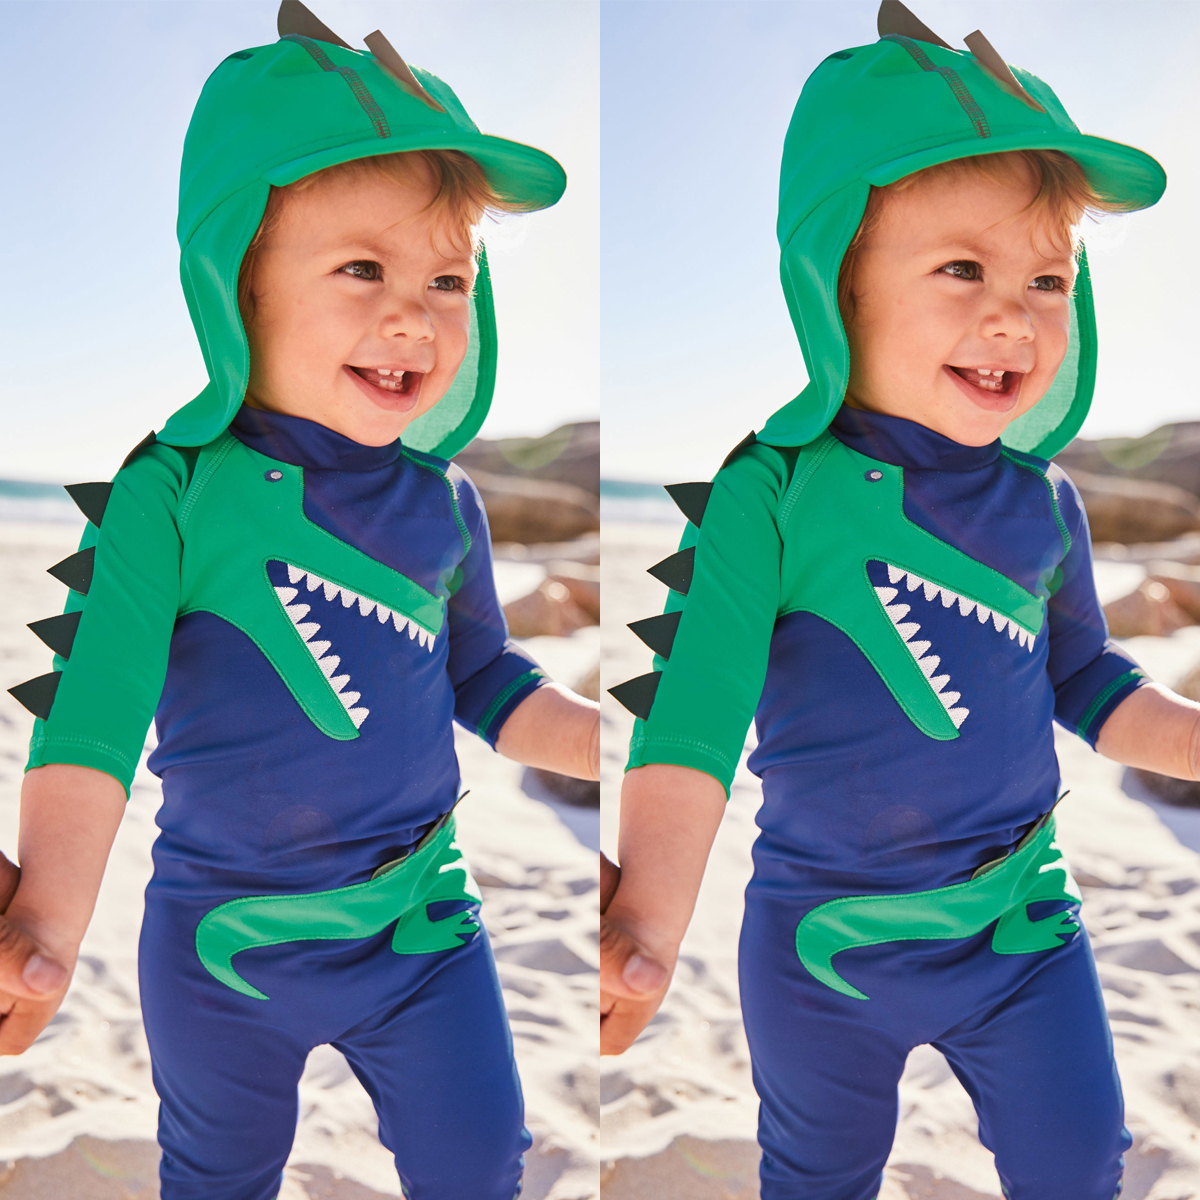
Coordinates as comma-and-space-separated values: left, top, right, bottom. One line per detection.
829, 405, 1001, 472
230, 405, 404, 471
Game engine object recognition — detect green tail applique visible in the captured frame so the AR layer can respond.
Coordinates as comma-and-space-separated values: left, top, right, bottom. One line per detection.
795, 814, 1080, 1000
195, 814, 480, 1000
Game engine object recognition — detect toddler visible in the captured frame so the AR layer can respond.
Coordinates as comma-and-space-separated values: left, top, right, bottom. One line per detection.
4, 4, 595, 1198
602, 5, 1192, 1198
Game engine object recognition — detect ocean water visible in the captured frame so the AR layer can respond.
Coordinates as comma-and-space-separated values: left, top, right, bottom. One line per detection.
600, 479, 679, 524
0, 480, 80, 524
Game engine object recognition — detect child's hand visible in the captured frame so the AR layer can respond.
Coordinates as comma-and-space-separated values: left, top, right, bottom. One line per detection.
600, 852, 674, 1054
0, 848, 74, 1055
495, 683, 600, 780
0, 764, 127, 1056
601, 765, 726, 1054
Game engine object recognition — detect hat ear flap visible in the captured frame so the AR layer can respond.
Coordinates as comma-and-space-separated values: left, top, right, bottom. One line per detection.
277, 0, 353, 49
876, 0, 952, 49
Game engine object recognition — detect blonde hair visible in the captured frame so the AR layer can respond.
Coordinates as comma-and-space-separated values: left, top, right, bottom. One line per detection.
238, 148, 529, 323
837, 149, 1134, 322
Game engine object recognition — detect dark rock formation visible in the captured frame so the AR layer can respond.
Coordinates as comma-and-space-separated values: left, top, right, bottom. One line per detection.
1064, 468, 1200, 545
1057, 422, 1200, 498
455, 422, 599, 498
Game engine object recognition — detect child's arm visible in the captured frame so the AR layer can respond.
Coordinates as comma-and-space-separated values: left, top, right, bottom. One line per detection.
1094, 682, 1200, 779
600, 763, 725, 1055
0, 764, 125, 1055
494, 683, 599, 780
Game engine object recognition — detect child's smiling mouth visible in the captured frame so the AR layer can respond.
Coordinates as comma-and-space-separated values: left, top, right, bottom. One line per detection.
345, 364, 425, 412
945, 364, 1025, 412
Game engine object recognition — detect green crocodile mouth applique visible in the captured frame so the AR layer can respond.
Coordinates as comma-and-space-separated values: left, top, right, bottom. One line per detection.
179, 432, 449, 740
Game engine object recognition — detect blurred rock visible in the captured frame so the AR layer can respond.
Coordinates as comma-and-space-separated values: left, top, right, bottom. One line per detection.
1147, 562, 1200, 621
493, 534, 600, 566
547, 562, 600, 624
1103, 579, 1191, 638
455, 422, 599, 497
1058, 421, 1200, 498
467, 470, 598, 545
1093, 533, 1200, 566
1066, 468, 1200, 545
504, 579, 592, 638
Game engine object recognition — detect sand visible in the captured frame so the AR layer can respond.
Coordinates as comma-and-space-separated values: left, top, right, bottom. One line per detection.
600, 518, 1200, 1200
0, 518, 599, 1200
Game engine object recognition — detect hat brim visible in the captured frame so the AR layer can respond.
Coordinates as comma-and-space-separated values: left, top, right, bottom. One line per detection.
262, 129, 566, 211
863, 129, 1165, 211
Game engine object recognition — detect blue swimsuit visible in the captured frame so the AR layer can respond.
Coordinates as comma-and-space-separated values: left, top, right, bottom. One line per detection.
627, 406, 1143, 1200
38, 406, 544, 1200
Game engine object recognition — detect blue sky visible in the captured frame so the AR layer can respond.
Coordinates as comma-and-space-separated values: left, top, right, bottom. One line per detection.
3, 2, 1195, 486
602, 1, 1200, 481
0, 0, 598, 482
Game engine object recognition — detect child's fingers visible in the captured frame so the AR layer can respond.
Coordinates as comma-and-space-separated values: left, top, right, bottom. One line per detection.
600, 853, 620, 913
600, 997, 660, 1056
0, 919, 69, 1002
600, 914, 669, 999
0, 998, 61, 1056
0, 853, 20, 912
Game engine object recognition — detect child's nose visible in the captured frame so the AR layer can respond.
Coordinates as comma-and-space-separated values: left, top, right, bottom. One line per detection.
980, 296, 1035, 341
379, 295, 434, 341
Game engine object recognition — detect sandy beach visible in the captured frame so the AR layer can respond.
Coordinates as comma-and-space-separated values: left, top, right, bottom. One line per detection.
601, 518, 1200, 1200
0, 517, 599, 1200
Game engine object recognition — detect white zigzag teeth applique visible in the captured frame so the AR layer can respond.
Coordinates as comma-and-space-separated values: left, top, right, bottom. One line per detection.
273, 562, 437, 731
280, 564, 435, 653
874, 562, 1039, 732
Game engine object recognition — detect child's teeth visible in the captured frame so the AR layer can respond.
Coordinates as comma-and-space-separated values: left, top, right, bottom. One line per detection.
377, 368, 392, 376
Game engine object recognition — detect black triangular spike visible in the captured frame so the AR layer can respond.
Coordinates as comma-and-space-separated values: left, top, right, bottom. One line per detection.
363, 30, 446, 112
47, 547, 95, 595
8, 672, 62, 721
877, 0, 953, 48
722, 431, 757, 469
28, 612, 83, 660
277, 0, 353, 48
963, 30, 1045, 112
664, 482, 713, 528
628, 611, 682, 660
607, 672, 662, 721
647, 547, 695, 596
121, 431, 157, 470
64, 482, 113, 527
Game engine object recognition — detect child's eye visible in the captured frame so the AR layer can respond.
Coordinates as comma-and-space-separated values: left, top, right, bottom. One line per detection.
1031, 275, 1070, 294
431, 275, 471, 295
338, 260, 382, 281
938, 260, 982, 281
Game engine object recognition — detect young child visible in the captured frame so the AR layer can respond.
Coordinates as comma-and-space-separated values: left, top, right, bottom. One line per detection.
2, 4, 596, 1198
602, 4, 1193, 1197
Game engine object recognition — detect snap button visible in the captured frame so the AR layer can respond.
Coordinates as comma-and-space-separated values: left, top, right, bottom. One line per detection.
264, 470, 283, 482
864, 469, 883, 482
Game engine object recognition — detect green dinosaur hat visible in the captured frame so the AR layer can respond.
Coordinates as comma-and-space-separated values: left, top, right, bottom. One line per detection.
159, 0, 566, 458
761, 0, 1166, 460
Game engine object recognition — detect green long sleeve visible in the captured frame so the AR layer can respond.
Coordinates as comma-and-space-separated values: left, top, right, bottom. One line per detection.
27, 446, 195, 794
626, 444, 792, 794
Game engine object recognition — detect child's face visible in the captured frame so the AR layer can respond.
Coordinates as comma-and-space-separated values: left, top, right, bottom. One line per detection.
844, 166, 1076, 447
244, 164, 476, 447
